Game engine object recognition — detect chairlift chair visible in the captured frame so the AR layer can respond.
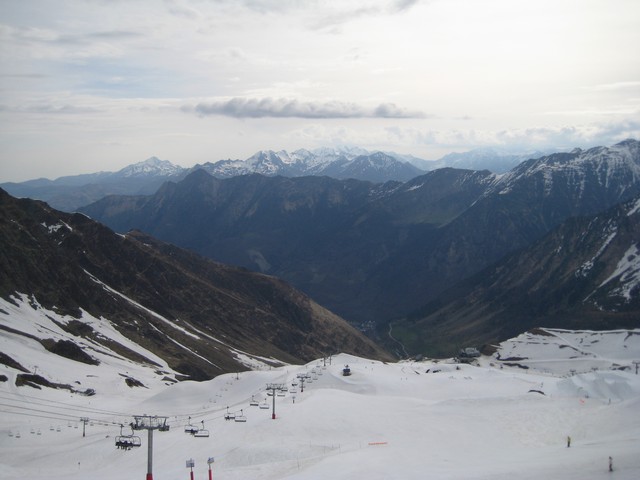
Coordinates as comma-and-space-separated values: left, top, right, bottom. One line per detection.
234, 409, 247, 423
115, 424, 141, 450
224, 406, 236, 420
249, 396, 259, 407
184, 417, 199, 435
193, 420, 210, 438
115, 435, 142, 450
259, 401, 269, 409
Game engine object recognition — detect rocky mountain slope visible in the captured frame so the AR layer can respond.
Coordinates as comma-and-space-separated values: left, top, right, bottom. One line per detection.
0, 188, 391, 381
80, 140, 640, 336
389, 194, 640, 357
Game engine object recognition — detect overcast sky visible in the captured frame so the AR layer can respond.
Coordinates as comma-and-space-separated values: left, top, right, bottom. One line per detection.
1, 0, 639, 182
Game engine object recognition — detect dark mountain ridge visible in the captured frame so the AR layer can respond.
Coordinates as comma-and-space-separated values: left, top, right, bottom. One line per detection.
389, 193, 640, 356
0, 188, 391, 380
80, 140, 640, 333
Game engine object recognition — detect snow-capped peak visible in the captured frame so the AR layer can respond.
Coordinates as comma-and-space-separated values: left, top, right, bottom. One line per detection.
116, 157, 183, 178
490, 139, 640, 197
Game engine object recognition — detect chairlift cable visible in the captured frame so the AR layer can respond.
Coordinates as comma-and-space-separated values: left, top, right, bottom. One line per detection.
0, 391, 134, 416
0, 403, 123, 426
0, 394, 133, 419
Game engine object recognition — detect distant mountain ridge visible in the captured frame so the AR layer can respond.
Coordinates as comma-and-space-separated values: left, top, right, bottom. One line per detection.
192, 148, 424, 183
1, 146, 546, 212
0, 157, 185, 212
426, 147, 551, 174
80, 140, 640, 352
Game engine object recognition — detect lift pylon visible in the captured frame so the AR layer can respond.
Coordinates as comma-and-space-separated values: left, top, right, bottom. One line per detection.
131, 415, 169, 480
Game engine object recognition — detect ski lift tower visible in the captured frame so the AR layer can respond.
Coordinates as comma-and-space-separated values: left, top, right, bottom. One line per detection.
131, 415, 170, 480
296, 373, 311, 393
265, 383, 286, 419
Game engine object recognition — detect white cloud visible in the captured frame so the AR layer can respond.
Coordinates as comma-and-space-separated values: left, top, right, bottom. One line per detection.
188, 97, 425, 119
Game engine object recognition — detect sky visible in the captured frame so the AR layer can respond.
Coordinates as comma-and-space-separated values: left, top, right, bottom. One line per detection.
0, 0, 639, 182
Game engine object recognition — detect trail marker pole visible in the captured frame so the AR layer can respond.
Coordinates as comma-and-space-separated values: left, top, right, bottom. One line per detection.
186, 458, 195, 480
207, 457, 215, 480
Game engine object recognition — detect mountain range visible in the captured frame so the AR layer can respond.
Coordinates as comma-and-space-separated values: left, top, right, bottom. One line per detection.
79, 140, 640, 355
0, 147, 540, 212
0, 188, 390, 380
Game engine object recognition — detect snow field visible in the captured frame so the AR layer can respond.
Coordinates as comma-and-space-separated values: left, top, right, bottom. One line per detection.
3, 354, 640, 480
1, 302, 639, 480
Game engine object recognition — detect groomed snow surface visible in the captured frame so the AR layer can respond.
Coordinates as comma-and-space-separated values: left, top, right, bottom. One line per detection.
1, 318, 640, 479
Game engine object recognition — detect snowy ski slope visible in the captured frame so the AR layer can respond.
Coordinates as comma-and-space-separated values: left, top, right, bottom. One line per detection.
1, 307, 639, 479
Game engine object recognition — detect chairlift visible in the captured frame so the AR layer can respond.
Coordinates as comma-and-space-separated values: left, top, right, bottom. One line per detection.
291, 381, 298, 387
259, 401, 269, 409
277, 390, 286, 397
184, 416, 199, 435
249, 396, 259, 407
115, 424, 141, 450
234, 409, 247, 423
193, 421, 209, 438
290, 388, 298, 394
224, 406, 235, 421
342, 365, 351, 376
